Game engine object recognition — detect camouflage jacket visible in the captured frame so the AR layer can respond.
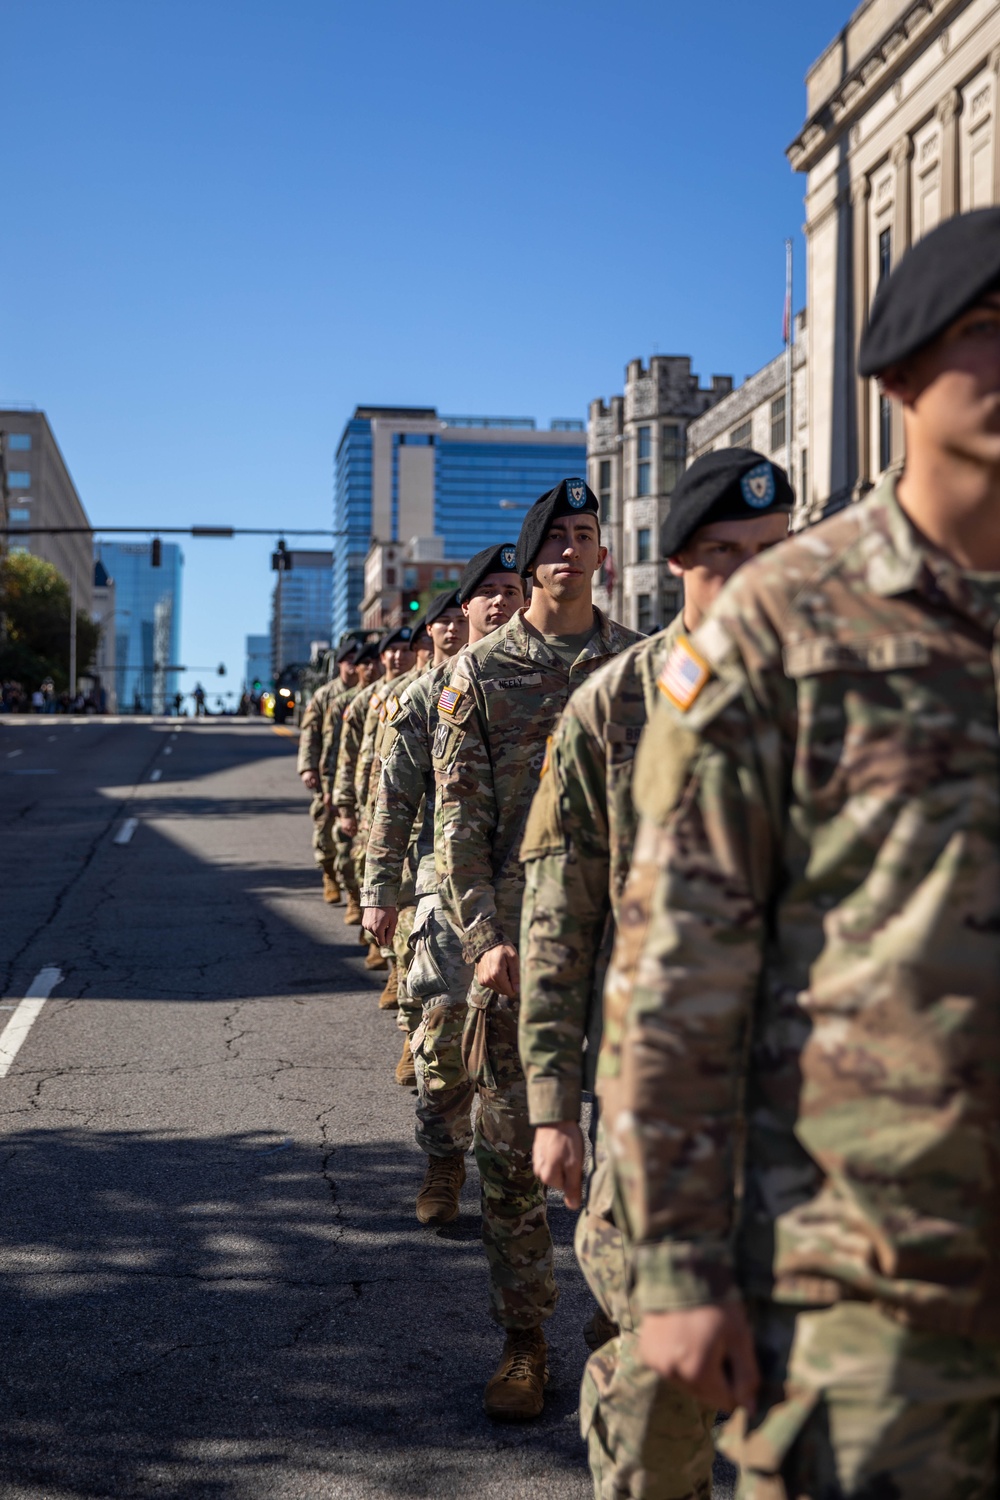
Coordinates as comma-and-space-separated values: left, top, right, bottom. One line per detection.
518, 613, 682, 1125
330, 683, 377, 813
316, 680, 357, 795
433, 607, 642, 966
358, 664, 424, 830
604, 474, 1000, 1338
361, 660, 456, 909
296, 678, 345, 775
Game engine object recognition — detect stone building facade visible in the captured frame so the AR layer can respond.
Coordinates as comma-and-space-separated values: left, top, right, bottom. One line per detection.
788, 0, 1000, 518
686, 313, 810, 526
587, 357, 732, 630
360, 536, 464, 631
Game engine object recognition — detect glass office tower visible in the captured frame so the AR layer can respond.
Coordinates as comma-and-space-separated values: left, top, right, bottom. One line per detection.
93, 540, 183, 713
270, 551, 333, 676
332, 407, 586, 639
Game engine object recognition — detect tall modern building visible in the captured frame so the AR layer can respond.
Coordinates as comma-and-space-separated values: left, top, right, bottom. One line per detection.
244, 634, 270, 690
93, 540, 183, 713
332, 407, 587, 638
270, 550, 333, 676
1, 408, 93, 614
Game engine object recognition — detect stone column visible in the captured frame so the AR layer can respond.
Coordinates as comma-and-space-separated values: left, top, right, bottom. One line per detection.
991, 49, 1000, 201
890, 137, 913, 461
891, 136, 913, 260
852, 176, 872, 494
937, 89, 962, 218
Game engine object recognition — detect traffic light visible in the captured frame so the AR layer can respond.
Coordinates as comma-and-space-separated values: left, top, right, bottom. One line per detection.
402, 590, 422, 614
151, 537, 162, 567
271, 540, 292, 572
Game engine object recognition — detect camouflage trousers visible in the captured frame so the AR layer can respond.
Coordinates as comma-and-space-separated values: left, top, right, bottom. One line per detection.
721, 1299, 1000, 1499
392, 903, 416, 974
309, 793, 336, 870
403, 894, 474, 1157
463, 986, 557, 1332
331, 821, 358, 897
576, 1135, 715, 1500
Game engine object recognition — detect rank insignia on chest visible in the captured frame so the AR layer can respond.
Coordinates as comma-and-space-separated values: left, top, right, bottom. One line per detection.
438, 685, 463, 716
658, 637, 710, 711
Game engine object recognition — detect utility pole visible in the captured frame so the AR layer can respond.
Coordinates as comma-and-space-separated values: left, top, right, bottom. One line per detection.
69, 561, 77, 700
785, 237, 794, 491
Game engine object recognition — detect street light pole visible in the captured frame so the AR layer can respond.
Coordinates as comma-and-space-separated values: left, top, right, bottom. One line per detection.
69, 562, 77, 700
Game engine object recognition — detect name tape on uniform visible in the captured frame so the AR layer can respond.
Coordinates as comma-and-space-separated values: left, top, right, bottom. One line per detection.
438, 685, 463, 716
657, 636, 711, 712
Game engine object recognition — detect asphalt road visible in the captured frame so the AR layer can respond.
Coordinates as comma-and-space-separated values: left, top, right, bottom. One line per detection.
0, 716, 734, 1500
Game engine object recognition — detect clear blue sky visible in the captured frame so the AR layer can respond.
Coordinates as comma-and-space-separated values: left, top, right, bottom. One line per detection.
3, 0, 848, 702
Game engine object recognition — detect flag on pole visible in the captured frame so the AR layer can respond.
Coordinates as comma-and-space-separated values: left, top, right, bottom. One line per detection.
783, 239, 792, 345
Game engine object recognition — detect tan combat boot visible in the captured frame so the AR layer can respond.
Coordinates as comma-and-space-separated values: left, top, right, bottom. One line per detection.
322, 871, 341, 904
483, 1329, 548, 1421
415, 1153, 466, 1225
378, 964, 398, 1010
344, 893, 362, 925
395, 1036, 416, 1087
364, 943, 388, 972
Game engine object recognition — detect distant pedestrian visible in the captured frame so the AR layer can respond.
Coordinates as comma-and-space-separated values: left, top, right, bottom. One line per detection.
193, 684, 207, 717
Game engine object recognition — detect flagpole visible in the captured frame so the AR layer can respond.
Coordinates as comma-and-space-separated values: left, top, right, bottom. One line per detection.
785, 237, 794, 495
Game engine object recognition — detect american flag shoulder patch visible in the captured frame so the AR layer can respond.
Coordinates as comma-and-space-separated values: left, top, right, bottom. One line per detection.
437, 685, 463, 716
657, 636, 710, 712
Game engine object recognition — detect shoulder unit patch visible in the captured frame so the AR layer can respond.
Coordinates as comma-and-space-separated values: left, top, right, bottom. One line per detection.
657, 636, 711, 712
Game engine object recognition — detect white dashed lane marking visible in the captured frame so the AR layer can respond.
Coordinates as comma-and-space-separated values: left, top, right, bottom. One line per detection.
114, 818, 138, 845
149, 769, 162, 782
0, 967, 64, 1079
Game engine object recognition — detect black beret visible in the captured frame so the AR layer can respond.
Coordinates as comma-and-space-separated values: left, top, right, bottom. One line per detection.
859, 207, 1000, 377
422, 588, 462, 627
378, 625, 413, 654
354, 642, 379, 666
515, 477, 600, 575
458, 542, 520, 602
661, 448, 793, 558
335, 640, 359, 665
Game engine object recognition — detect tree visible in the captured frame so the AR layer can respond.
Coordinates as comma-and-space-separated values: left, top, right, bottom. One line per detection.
0, 553, 99, 692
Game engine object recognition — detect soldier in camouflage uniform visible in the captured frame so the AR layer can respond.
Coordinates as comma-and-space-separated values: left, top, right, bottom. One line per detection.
359, 625, 426, 1008
297, 643, 357, 901
349, 627, 416, 971
362, 557, 524, 1212
332, 642, 400, 925
359, 596, 466, 1063
433, 478, 641, 1420
604, 209, 1000, 1498
321, 645, 381, 923
518, 449, 793, 1500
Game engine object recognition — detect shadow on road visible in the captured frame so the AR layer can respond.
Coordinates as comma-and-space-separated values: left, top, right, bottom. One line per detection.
0, 1127, 594, 1499
2, 724, 379, 1003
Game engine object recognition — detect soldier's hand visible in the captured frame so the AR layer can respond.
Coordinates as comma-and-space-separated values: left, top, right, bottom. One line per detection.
338, 812, 357, 837
476, 943, 519, 998
363, 906, 397, 946
638, 1303, 758, 1415
300, 770, 319, 791
533, 1122, 584, 1209
322, 794, 332, 810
